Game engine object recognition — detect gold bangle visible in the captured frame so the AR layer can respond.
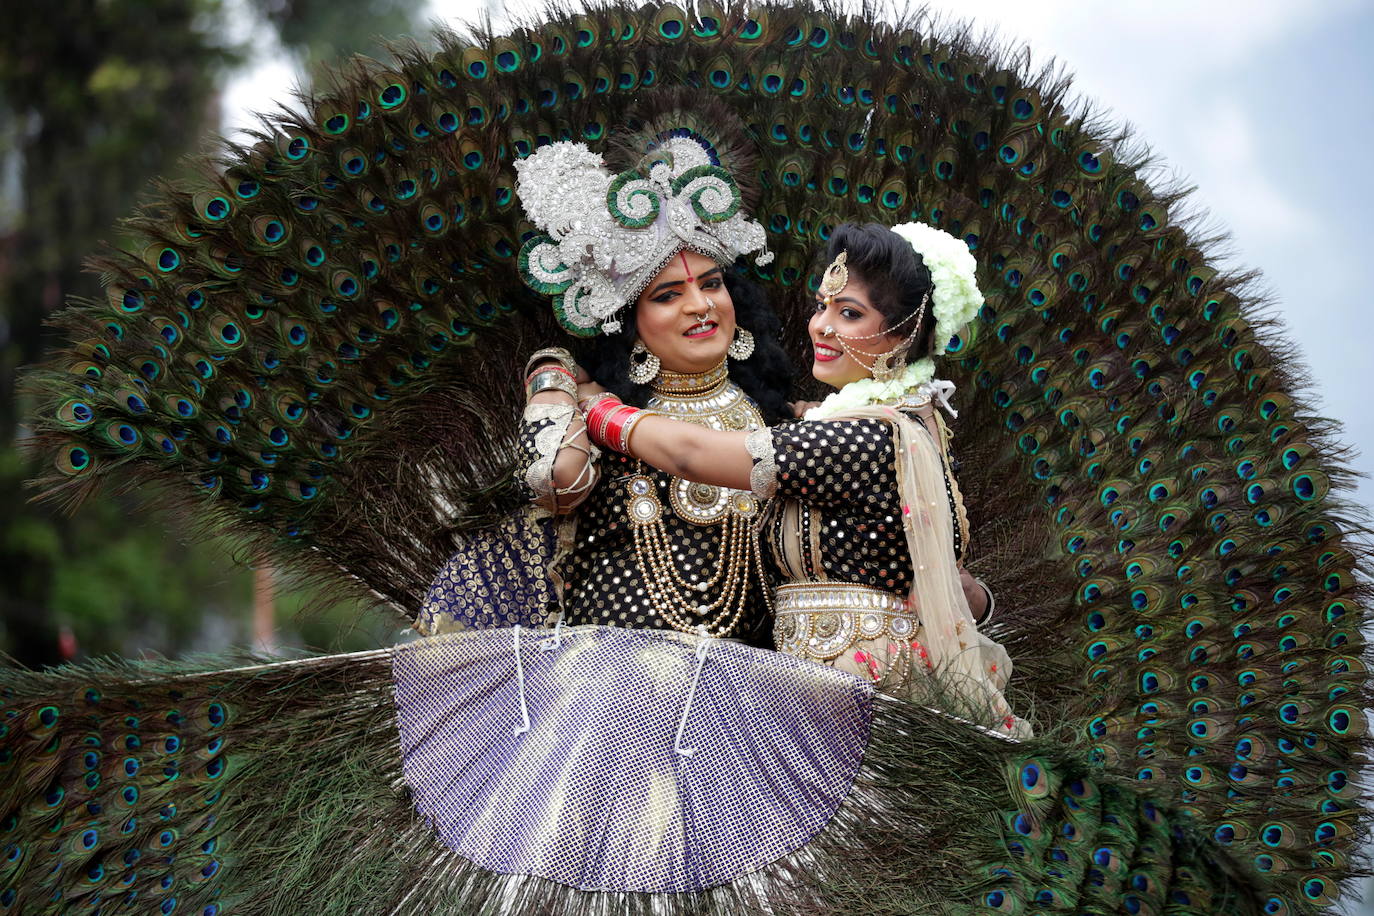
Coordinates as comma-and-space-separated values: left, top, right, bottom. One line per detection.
619, 409, 655, 454
973, 577, 995, 625
524, 347, 576, 378
578, 391, 618, 412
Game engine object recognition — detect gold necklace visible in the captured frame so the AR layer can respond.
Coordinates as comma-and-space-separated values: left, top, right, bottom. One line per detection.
646, 368, 761, 435
625, 375, 772, 637
652, 359, 729, 396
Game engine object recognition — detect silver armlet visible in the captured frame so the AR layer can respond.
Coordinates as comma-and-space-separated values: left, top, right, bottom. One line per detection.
745, 427, 778, 499
973, 577, 995, 625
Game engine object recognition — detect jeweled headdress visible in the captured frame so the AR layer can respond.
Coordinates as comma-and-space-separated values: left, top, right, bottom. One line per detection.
515, 127, 773, 336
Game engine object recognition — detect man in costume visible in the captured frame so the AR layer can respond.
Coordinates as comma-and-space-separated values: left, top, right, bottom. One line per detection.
418, 103, 792, 647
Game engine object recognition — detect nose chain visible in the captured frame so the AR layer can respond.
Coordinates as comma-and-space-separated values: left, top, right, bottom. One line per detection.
820, 290, 930, 383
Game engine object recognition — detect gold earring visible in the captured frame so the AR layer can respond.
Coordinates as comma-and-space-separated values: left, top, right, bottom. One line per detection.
628, 340, 661, 385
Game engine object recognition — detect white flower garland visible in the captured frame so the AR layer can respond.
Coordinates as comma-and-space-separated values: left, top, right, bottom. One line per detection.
804, 359, 935, 419
889, 221, 984, 355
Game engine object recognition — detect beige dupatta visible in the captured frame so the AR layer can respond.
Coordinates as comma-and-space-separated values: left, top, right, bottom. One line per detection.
828, 403, 1021, 732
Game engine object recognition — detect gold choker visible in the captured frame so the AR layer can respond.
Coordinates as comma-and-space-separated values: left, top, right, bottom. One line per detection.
652, 359, 729, 397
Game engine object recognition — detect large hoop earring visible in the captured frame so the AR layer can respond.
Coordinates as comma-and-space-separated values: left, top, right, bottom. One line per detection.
727, 327, 755, 360
628, 340, 661, 385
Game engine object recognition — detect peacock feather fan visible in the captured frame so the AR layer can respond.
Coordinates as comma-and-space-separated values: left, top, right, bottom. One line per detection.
0, 648, 1265, 916
18, 1, 1370, 912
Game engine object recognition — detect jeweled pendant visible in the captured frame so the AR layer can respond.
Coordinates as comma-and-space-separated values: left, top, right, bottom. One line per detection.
626, 475, 662, 526
731, 492, 758, 517
670, 478, 729, 525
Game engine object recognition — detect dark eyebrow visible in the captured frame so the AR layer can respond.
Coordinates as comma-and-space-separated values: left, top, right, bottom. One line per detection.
648, 265, 724, 297
647, 279, 685, 297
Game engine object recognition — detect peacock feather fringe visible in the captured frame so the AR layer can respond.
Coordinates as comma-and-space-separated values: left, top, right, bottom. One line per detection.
14, 0, 1370, 910
0, 648, 1269, 915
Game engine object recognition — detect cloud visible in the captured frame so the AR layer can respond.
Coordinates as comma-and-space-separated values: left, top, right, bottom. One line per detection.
922, 0, 1362, 69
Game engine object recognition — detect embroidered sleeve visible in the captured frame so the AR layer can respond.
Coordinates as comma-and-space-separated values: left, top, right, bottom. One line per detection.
745, 427, 777, 498
517, 401, 600, 513
766, 419, 897, 510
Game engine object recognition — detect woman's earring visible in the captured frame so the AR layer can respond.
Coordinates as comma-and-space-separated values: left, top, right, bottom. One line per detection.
727, 327, 755, 360
628, 340, 661, 385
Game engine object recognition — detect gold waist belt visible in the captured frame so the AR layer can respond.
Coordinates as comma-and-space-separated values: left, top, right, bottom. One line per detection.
773, 582, 919, 661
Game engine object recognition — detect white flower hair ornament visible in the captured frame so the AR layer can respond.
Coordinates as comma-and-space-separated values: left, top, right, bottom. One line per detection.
514, 137, 774, 336
889, 221, 985, 356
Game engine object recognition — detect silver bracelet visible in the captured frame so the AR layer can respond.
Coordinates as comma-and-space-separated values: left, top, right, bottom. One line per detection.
973, 577, 995, 625
525, 369, 578, 400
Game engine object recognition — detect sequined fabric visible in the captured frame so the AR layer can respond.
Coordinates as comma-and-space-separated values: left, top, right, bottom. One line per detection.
749, 410, 1030, 738
757, 411, 964, 593
503, 382, 774, 647
417, 509, 559, 633
554, 450, 772, 646
391, 625, 873, 892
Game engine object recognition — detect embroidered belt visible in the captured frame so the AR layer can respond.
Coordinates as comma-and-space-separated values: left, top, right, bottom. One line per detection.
773, 582, 919, 662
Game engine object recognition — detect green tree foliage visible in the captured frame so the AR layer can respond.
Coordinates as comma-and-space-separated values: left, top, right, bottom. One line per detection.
0, 0, 423, 665
249, 0, 428, 73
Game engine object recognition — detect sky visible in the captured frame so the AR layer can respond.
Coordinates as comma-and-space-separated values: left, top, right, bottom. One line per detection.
221, 0, 1374, 908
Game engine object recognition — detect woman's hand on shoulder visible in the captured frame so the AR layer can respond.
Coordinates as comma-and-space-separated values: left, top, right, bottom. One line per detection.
788, 400, 820, 418
577, 378, 608, 406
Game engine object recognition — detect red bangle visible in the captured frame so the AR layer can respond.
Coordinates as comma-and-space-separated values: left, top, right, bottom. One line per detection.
584, 396, 624, 446
525, 364, 574, 386
595, 404, 636, 448
601, 405, 640, 452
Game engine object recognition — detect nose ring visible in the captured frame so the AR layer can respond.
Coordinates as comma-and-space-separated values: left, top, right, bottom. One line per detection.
822, 325, 836, 337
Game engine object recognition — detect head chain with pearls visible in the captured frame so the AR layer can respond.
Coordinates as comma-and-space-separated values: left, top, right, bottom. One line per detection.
817, 221, 984, 381
514, 138, 774, 337
818, 248, 928, 384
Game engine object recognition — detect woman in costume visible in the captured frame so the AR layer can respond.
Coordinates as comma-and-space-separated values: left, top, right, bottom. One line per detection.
418, 108, 791, 647
576, 220, 1029, 736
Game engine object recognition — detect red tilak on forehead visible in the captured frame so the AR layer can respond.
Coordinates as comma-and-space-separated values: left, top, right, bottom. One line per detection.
679, 251, 694, 282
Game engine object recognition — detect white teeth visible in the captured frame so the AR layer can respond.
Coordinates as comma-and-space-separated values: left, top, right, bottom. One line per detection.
686, 322, 716, 335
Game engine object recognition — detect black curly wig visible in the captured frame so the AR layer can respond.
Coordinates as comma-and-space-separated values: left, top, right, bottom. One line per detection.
574, 269, 794, 424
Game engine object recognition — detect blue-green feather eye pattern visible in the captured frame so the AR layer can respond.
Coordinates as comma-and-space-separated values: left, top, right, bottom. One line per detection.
8, 5, 1367, 910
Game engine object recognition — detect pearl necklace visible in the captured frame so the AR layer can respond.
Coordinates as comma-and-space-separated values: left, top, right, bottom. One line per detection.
624, 371, 770, 637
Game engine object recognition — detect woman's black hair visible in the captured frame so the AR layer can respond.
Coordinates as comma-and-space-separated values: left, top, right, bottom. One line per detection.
575, 269, 794, 424
821, 223, 937, 356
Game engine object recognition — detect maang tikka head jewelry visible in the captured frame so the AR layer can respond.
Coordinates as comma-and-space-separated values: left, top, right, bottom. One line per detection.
816, 248, 931, 384
818, 251, 849, 302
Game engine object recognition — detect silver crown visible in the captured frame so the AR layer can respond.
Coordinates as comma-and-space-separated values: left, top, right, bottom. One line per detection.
514, 138, 773, 336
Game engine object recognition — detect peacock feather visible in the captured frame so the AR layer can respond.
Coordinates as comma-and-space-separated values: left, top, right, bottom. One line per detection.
16, 1, 1369, 911
0, 643, 1265, 916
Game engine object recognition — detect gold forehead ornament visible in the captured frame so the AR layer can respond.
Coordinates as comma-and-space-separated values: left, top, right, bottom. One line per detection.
818, 250, 849, 302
